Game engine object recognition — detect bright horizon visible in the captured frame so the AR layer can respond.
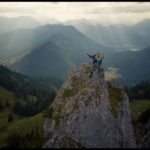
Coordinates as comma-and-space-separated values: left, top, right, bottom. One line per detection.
0, 2, 150, 25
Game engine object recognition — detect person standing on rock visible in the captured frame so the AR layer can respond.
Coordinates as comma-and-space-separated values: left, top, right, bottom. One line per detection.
97, 52, 104, 73
89, 64, 97, 78
87, 53, 98, 78
87, 53, 97, 66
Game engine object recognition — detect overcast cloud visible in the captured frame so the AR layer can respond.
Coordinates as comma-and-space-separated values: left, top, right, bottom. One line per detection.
0, 2, 150, 25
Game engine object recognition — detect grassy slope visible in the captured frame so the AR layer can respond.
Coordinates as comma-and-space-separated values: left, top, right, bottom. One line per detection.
130, 99, 150, 120
0, 86, 46, 148
0, 86, 25, 106
0, 111, 45, 148
0, 108, 23, 147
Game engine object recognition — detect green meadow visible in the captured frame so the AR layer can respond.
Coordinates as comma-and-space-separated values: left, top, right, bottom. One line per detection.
130, 99, 150, 120
0, 86, 46, 148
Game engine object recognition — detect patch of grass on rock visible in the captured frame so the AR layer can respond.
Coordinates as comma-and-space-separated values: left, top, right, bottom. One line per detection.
43, 107, 54, 119
108, 83, 124, 118
79, 88, 90, 96
62, 89, 76, 98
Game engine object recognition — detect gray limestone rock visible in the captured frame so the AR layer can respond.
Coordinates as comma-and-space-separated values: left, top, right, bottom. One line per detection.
43, 63, 136, 148
136, 117, 150, 148
139, 130, 150, 148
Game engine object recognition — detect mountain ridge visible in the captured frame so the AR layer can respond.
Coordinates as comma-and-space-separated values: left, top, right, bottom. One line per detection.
0, 23, 112, 61
66, 18, 150, 50
8, 24, 113, 79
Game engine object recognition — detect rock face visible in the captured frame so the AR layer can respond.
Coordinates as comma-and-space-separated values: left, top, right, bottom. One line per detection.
43, 63, 136, 148
135, 116, 150, 148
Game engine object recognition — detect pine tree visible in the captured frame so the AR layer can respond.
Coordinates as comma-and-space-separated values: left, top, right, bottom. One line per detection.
5, 99, 10, 107
35, 126, 39, 139
31, 128, 34, 138
8, 114, 13, 123
0, 100, 4, 110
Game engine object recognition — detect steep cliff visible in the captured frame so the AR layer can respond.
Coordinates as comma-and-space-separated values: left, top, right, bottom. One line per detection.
138, 117, 150, 148
43, 63, 136, 148
133, 110, 150, 148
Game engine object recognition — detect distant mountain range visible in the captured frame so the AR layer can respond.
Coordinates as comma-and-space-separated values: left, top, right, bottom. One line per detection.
0, 18, 150, 86
0, 23, 113, 62
64, 19, 150, 51
10, 35, 150, 86
1, 17, 150, 62
8, 24, 112, 79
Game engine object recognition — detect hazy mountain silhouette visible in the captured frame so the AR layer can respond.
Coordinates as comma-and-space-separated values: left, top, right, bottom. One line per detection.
10, 34, 112, 79
2, 21, 150, 85
104, 47, 150, 86
10, 41, 72, 79
0, 16, 40, 34
65, 19, 150, 51
0, 23, 112, 62
8, 24, 113, 79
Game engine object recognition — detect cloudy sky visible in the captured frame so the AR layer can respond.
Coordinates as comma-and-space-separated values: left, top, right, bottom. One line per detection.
0, 2, 150, 25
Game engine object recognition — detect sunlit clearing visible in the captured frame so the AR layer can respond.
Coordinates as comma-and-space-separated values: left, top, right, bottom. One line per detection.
105, 67, 121, 81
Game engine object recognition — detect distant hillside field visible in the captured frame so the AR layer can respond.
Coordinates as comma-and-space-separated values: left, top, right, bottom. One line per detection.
130, 99, 150, 120
0, 65, 63, 148
104, 47, 150, 86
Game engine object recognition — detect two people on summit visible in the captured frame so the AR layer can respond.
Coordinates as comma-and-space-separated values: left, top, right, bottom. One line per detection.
87, 52, 104, 78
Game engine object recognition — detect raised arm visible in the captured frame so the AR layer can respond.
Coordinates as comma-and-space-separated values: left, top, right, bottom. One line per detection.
93, 54, 97, 58
87, 53, 92, 58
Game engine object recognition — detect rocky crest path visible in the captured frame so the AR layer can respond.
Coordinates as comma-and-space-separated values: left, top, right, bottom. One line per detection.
43, 63, 136, 148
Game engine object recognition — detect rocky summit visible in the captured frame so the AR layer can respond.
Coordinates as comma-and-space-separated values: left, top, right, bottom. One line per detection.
43, 63, 136, 148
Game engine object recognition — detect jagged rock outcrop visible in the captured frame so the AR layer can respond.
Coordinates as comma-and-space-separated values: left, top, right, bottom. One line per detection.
139, 131, 150, 148
134, 116, 150, 148
43, 63, 136, 148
